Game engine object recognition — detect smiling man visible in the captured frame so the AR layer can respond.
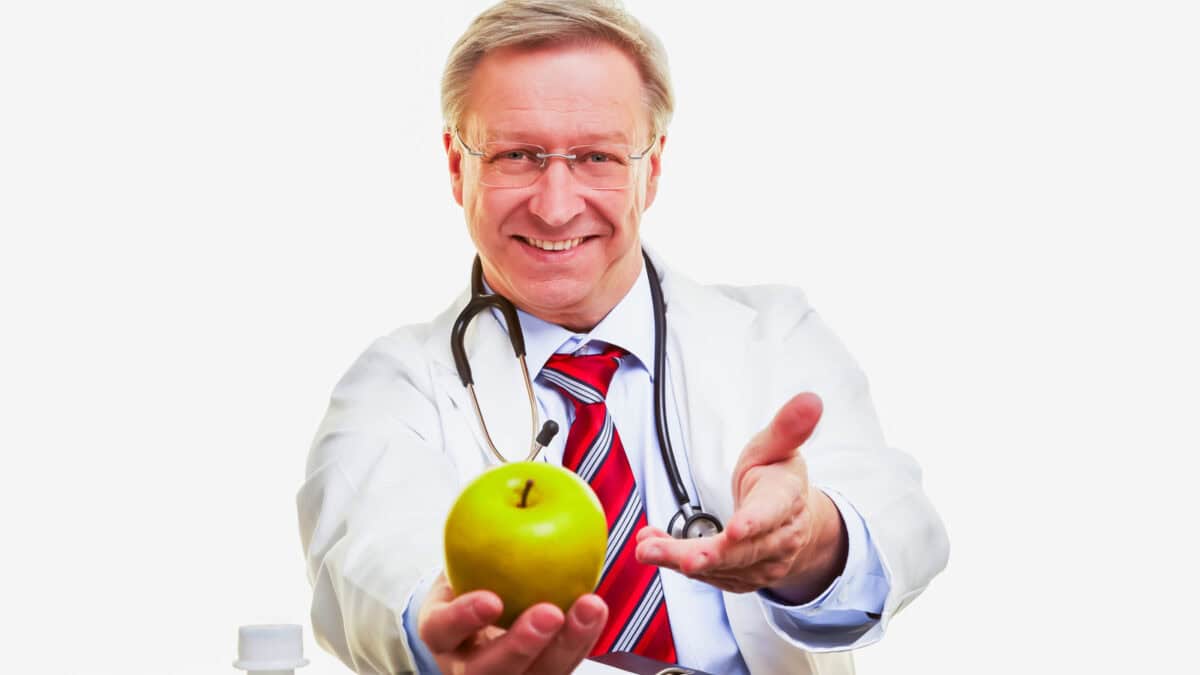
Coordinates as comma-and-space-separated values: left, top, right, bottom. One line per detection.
297, 2, 948, 674
451, 41, 656, 332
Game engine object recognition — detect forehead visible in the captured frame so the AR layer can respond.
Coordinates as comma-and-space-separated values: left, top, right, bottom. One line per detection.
463, 42, 648, 144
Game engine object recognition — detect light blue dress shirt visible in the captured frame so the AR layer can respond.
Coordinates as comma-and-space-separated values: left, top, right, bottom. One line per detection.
402, 267, 889, 673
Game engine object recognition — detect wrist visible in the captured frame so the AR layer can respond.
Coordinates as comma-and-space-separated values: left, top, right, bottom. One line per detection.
766, 490, 849, 604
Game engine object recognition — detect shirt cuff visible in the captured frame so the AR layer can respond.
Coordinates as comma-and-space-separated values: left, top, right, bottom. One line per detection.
401, 569, 443, 675
756, 488, 889, 639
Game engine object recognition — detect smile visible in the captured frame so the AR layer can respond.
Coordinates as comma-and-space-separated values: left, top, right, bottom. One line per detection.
519, 236, 589, 252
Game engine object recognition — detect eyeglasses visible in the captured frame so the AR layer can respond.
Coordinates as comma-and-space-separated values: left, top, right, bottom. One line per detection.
455, 130, 656, 190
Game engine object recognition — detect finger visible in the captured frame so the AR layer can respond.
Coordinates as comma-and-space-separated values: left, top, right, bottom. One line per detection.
525, 595, 607, 675
705, 536, 800, 578
637, 534, 721, 574
737, 393, 823, 473
725, 470, 805, 542
636, 525, 671, 543
721, 505, 819, 572
419, 586, 504, 654
467, 602, 565, 673
662, 513, 801, 575
659, 532, 759, 576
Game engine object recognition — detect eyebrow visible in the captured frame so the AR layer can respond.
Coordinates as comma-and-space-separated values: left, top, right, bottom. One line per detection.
482, 130, 634, 145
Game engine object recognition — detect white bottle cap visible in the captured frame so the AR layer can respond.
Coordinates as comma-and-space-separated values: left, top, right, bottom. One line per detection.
233, 624, 310, 671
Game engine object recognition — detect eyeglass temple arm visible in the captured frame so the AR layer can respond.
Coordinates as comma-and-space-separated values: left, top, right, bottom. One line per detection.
453, 128, 484, 157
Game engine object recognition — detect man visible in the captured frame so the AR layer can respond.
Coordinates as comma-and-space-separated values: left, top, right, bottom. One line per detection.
297, 2, 949, 674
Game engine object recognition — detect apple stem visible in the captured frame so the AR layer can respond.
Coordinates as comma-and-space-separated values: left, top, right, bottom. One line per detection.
520, 479, 533, 508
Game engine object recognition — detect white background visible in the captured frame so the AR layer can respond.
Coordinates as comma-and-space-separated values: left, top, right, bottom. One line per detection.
2, 1, 1197, 673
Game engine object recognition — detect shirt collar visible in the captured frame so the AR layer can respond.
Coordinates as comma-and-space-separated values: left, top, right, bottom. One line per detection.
484, 263, 655, 377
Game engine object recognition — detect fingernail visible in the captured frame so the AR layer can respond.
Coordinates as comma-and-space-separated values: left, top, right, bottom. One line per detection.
644, 544, 662, 560
530, 608, 563, 635
577, 601, 604, 628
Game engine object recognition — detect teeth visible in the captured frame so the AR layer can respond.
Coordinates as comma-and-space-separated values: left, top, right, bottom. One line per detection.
525, 237, 585, 251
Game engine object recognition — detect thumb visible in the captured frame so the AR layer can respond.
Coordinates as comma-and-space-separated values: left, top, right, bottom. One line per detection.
738, 393, 823, 470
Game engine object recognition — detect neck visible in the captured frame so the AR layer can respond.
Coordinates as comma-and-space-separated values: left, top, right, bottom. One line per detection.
485, 248, 644, 333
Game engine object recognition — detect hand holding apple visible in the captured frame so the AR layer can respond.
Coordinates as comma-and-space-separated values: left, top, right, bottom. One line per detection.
443, 461, 608, 626
417, 571, 607, 675
420, 461, 610, 674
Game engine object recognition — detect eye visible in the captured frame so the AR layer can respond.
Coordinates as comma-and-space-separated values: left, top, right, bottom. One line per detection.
487, 148, 538, 163
582, 151, 621, 164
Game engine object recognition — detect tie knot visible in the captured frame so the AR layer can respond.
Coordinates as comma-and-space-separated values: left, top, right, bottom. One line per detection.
541, 344, 626, 405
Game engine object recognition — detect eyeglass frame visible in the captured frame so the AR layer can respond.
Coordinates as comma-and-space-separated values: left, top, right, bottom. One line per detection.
453, 129, 658, 190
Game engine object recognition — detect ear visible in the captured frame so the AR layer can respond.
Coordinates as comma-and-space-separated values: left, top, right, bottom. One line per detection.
642, 134, 666, 210
444, 130, 464, 206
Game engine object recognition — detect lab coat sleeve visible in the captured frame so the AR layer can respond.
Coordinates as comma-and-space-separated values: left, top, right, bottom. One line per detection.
402, 571, 443, 674
746, 289, 950, 651
296, 331, 458, 674
756, 488, 890, 648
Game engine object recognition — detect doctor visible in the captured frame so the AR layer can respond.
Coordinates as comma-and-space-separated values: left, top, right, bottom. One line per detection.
297, 2, 948, 674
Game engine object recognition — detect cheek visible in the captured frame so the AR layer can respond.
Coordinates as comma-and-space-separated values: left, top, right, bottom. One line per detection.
464, 189, 512, 241
593, 192, 640, 235
617, 196, 644, 238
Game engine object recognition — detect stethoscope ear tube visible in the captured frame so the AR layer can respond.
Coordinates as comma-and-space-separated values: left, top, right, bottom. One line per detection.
451, 257, 527, 387
453, 256, 552, 463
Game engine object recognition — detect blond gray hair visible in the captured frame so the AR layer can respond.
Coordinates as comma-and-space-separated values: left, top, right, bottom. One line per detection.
441, 0, 674, 140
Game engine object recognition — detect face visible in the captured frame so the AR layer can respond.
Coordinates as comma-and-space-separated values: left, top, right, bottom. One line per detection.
444, 42, 663, 331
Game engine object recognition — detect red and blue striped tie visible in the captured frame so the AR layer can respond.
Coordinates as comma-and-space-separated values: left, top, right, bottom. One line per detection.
541, 345, 677, 662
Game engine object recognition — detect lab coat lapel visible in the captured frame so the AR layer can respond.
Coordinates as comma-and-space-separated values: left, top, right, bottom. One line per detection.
659, 263, 840, 675
426, 291, 531, 467
656, 260, 758, 524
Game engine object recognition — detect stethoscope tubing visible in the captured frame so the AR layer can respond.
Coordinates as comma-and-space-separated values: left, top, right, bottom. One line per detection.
643, 252, 692, 510
451, 248, 722, 538
451, 257, 546, 463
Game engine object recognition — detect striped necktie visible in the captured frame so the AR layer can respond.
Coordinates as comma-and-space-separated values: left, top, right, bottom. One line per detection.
540, 345, 677, 662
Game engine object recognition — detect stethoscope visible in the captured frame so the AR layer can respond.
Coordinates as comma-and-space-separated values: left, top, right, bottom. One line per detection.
450, 249, 724, 539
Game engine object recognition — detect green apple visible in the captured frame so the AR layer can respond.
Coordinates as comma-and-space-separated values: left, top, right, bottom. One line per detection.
443, 461, 608, 628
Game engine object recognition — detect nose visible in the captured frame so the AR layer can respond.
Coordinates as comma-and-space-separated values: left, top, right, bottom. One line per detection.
527, 156, 586, 228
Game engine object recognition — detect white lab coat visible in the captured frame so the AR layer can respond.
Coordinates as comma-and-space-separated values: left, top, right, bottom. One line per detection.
297, 253, 949, 675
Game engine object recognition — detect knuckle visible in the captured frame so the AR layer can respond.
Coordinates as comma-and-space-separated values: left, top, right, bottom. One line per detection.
417, 617, 442, 649
747, 543, 774, 567
778, 535, 801, 558
513, 629, 547, 656
766, 560, 792, 579
513, 640, 543, 660
775, 525, 801, 552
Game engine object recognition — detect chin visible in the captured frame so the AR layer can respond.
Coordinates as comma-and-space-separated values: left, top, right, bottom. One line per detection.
516, 276, 592, 315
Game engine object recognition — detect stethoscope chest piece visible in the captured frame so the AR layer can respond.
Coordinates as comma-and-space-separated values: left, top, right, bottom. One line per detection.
667, 503, 724, 539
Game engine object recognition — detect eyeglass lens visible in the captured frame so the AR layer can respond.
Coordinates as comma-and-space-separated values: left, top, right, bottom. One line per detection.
476, 143, 641, 188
